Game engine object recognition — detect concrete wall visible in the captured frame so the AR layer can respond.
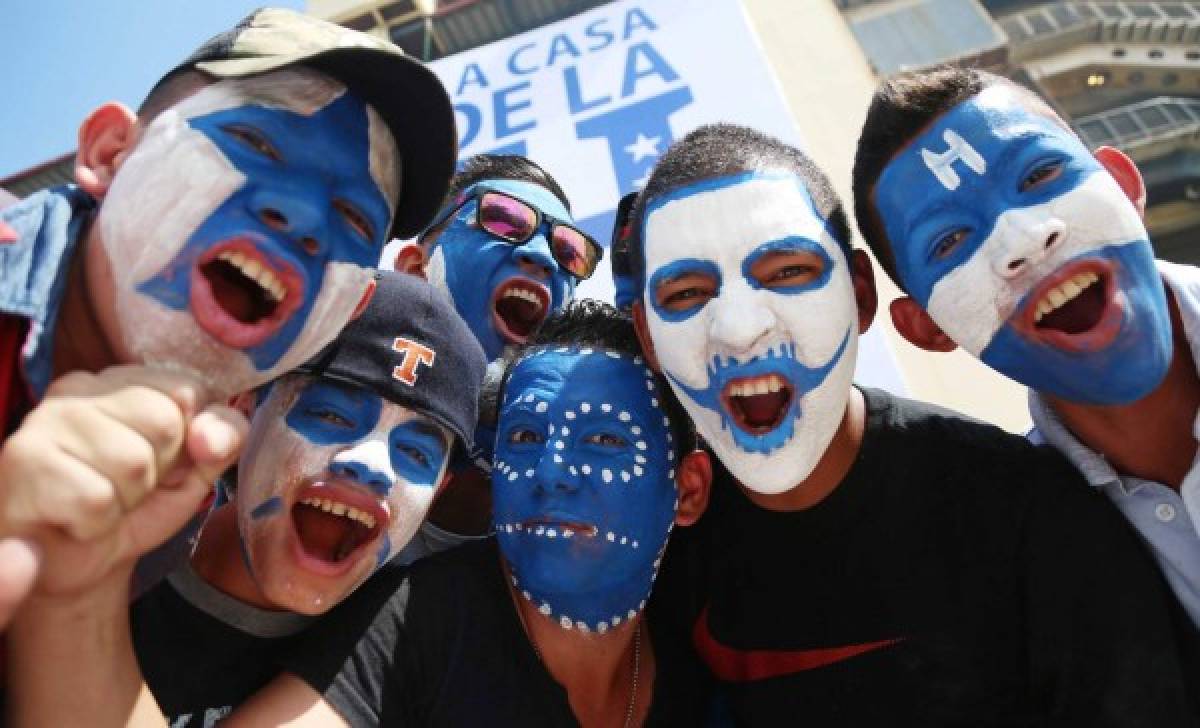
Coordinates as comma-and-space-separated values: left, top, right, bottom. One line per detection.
740, 0, 1032, 433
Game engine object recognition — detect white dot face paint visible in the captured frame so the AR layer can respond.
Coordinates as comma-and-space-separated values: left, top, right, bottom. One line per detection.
875, 85, 1171, 405
236, 375, 452, 615
96, 69, 398, 398
493, 347, 677, 630
642, 171, 858, 494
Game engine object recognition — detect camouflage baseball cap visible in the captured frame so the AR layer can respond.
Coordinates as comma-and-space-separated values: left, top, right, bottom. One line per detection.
153, 7, 456, 240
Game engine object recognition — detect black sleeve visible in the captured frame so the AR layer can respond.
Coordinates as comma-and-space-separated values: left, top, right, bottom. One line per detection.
1020, 446, 1199, 727
279, 565, 418, 727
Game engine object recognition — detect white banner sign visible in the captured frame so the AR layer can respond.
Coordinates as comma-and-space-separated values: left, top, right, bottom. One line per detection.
423, 0, 906, 393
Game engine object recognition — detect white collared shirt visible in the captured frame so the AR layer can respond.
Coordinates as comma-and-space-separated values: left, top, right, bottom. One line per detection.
1030, 260, 1200, 628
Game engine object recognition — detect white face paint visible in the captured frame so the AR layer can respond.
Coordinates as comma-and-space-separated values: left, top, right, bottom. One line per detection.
642, 172, 858, 494
237, 376, 452, 615
96, 68, 399, 398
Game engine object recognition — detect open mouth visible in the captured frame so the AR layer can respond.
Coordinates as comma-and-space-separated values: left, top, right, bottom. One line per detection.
491, 277, 551, 345
721, 373, 794, 434
190, 239, 305, 349
1015, 260, 1123, 352
290, 482, 387, 575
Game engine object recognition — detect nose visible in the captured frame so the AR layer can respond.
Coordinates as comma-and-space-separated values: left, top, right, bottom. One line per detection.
533, 446, 583, 496
991, 211, 1065, 279
709, 284, 776, 352
250, 185, 327, 256
329, 439, 395, 494
513, 233, 557, 280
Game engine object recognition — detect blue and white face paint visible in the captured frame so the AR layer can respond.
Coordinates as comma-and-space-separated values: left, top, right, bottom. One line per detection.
236, 376, 451, 614
493, 348, 677, 633
875, 85, 1171, 404
98, 69, 398, 398
642, 171, 858, 494
424, 178, 576, 360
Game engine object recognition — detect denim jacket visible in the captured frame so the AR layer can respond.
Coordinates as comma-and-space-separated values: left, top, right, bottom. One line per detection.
0, 185, 95, 399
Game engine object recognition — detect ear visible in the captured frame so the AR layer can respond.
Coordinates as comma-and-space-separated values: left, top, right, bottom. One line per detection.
890, 297, 957, 352
631, 300, 663, 373
393, 241, 428, 278
75, 102, 139, 199
673, 449, 711, 527
1094, 146, 1146, 217
849, 249, 878, 334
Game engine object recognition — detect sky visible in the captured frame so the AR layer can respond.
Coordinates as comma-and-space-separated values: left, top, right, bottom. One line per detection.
1, 1, 305, 180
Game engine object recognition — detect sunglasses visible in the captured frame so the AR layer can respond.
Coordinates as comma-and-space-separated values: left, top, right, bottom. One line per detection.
423, 185, 604, 280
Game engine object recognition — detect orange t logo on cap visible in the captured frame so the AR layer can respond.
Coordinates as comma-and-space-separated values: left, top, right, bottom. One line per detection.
392, 337, 436, 386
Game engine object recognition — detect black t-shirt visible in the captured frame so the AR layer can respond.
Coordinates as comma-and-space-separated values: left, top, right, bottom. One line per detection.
132, 566, 314, 727
680, 387, 1199, 727
284, 538, 709, 726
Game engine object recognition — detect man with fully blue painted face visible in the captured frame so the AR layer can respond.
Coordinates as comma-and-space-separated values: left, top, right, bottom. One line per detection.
854, 67, 1200, 634
0, 8, 457, 624
392, 154, 603, 564
7, 272, 487, 726
182, 301, 712, 726
630, 123, 1197, 725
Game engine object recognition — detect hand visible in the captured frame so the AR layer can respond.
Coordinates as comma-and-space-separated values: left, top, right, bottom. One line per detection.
0, 366, 248, 605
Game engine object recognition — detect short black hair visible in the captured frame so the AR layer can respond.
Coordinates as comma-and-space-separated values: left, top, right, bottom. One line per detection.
136, 69, 213, 122
852, 66, 1055, 289
629, 123, 852, 297
491, 299, 696, 455
449, 154, 571, 213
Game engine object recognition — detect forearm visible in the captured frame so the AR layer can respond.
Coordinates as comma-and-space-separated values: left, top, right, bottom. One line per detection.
6, 567, 167, 728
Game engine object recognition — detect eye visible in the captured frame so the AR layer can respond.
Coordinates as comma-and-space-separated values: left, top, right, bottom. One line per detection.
1020, 160, 1063, 193
396, 443, 430, 468
308, 408, 353, 428
585, 432, 627, 448
507, 427, 543, 445
751, 250, 825, 289
655, 272, 717, 312
932, 228, 970, 260
334, 199, 376, 243
221, 124, 281, 161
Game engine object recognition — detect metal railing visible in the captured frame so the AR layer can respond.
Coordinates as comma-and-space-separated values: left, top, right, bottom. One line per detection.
1000, 1, 1200, 48
1074, 96, 1200, 149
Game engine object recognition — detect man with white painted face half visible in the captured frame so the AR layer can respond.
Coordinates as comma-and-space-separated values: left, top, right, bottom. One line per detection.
213, 300, 713, 727
0, 8, 457, 624
6, 272, 487, 727
629, 123, 1198, 725
855, 67, 1200, 635
392, 154, 602, 565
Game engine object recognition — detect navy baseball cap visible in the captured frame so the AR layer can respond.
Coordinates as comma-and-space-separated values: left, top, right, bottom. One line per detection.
295, 271, 486, 453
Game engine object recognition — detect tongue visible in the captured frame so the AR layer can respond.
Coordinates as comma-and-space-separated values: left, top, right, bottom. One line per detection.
201, 259, 275, 324
495, 295, 543, 337
1037, 280, 1106, 334
293, 504, 361, 562
733, 390, 789, 429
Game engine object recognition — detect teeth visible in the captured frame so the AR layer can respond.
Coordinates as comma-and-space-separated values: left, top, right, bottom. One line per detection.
300, 497, 376, 529
730, 374, 786, 397
1033, 271, 1101, 323
502, 287, 543, 308
217, 250, 287, 303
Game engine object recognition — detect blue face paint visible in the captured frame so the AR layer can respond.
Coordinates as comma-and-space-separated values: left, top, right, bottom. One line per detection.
425, 178, 576, 360
236, 376, 451, 614
492, 348, 677, 633
136, 92, 390, 370
639, 170, 861, 493
667, 333, 850, 455
875, 85, 1171, 404
250, 495, 283, 520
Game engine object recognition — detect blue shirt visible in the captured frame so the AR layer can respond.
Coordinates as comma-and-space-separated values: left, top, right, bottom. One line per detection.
0, 185, 94, 399
1029, 260, 1200, 628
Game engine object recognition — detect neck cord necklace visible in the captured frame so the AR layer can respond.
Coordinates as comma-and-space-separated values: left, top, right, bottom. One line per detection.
514, 593, 643, 728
